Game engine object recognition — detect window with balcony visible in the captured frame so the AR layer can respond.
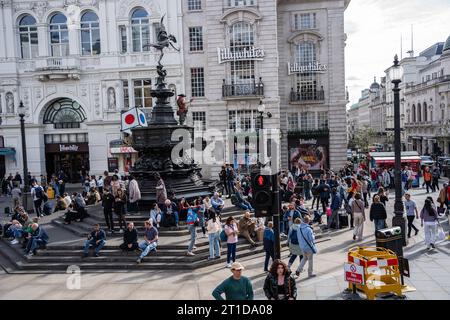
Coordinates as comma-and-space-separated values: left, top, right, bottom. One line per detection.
189, 27, 203, 52
19, 15, 38, 59
192, 111, 206, 131
80, 11, 100, 55
133, 79, 152, 108
227, 0, 255, 7
191, 68, 205, 97
188, 0, 202, 11
288, 113, 299, 131
294, 13, 317, 30
131, 8, 150, 53
49, 13, 69, 57
291, 41, 324, 102
230, 22, 255, 86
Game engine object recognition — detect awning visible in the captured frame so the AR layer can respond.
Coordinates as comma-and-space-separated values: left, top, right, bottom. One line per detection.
110, 146, 138, 154
0, 148, 16, 156
372, 156, 421, 164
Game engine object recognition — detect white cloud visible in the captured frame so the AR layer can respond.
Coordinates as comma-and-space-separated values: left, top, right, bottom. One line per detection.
345, 0, 450, 106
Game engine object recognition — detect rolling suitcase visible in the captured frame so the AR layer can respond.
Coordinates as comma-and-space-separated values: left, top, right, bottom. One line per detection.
339, 213, 349, 228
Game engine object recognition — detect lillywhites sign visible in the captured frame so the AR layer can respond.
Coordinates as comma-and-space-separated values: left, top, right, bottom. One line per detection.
288, 61, 328, 75
218, 47, 265, 64
59, 144, 79, 152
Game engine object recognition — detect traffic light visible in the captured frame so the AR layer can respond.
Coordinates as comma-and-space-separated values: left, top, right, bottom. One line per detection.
251, 170, 272, 217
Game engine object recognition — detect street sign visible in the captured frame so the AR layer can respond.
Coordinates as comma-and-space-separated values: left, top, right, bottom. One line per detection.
344, 263, 365, 285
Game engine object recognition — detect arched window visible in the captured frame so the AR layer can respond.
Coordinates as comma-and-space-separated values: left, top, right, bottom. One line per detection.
19, 15, 38, 59
131, 8, 150, 52
43, 98, 87, 129
412, 105, 416, 122
423, 102, 427, 122
80, 11, 100, 55
229, 22, 255, 85
417, 103, 422, 122
49, 13, 69, 57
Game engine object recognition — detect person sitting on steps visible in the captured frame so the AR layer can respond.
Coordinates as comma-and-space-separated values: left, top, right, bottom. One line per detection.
238, 211, 257, 247
83, 224, 106, 258
120, 222, 139, 252
137, 220, 158, 264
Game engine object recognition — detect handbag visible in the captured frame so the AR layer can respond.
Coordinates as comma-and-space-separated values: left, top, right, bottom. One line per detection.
437, 222, 446, 241
437, 206, 446, 216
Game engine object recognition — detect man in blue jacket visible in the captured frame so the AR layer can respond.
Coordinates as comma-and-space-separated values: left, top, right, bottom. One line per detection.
296, 215, 317, 278
318, 180, 331, 215
327, 188, 342, 230
83, 224, 106, 257
263, 221, 275, 272
24, 223, 49, 257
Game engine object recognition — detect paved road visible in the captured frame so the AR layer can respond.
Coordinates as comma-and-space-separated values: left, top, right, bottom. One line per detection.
0, 183, 449, 300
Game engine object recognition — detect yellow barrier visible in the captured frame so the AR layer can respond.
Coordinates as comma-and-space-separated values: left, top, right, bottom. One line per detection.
346, 247, 403, 300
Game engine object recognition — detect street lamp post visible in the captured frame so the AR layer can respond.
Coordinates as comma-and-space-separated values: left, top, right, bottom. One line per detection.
18, 101, 31, 211
389, 55, 407, 247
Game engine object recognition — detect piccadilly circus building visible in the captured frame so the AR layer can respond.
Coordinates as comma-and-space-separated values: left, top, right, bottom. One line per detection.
0, 0, 349, 181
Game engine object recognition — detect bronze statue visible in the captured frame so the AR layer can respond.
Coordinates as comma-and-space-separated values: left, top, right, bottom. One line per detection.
148, 15, 180, 67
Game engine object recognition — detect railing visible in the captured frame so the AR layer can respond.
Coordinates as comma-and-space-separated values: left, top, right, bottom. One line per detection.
34, 57, 80, 70
222, 78, 264, 98
290, 88, 325, 103
405, 75, 450, 92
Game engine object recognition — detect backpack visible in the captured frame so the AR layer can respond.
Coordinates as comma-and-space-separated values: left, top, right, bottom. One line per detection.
289, 228, 299, 245
311, 185, 319, 196
34, 186, 43, 200
220, 229, 227, 242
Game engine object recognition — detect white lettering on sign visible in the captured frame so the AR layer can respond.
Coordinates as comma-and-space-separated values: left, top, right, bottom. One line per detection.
288, 61, 328, 75
59, 144, 79, 152
344, 263, 365, 285
217, 47, 265, 64
299, 139, 317, 145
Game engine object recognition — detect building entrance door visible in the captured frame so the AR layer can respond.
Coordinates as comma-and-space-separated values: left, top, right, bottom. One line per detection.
45, 142, 90, 183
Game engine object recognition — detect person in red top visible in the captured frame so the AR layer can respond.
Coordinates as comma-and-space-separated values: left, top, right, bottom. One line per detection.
176, 94, 193, 125
423, 167, 433, 194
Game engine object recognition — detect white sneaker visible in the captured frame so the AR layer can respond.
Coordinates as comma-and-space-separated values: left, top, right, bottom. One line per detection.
187, 251, 195, 256
226, 263, 232, 268
10, 239, 19, 245
119, 229, 124, 234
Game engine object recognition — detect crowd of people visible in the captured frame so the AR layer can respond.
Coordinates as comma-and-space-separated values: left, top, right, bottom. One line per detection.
1, 160, 449, 299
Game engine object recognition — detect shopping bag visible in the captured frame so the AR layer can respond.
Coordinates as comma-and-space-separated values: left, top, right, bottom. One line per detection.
437, 224, 446, 242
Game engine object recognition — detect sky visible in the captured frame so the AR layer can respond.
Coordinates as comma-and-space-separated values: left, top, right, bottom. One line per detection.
345, 0, 450, 107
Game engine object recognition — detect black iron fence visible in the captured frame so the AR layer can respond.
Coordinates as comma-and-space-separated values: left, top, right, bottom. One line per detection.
222, 78, 264, 98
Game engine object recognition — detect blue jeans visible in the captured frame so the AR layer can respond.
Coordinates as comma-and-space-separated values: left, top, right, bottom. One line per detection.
83, 239, 105, 255
288, 254, 302, 267
26, 238, 47, 254
187, 224, 197, 252
162, 212, 179, 226
237, 201, 254, 211
374, 219, 386, 232
12, 227, 23, 239
208, 232, 220, 259
139, 241, 157, 258
227, 243, 236, 264
304, 188, 312, 201
227, 180, 234, 196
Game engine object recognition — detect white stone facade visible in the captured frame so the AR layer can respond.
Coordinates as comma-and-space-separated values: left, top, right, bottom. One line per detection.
183, 0, 349, 178
0, 0, 184, 181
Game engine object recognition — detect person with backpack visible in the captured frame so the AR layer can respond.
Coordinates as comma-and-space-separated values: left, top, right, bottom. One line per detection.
263, 221, 275, 272
186, 208, 199, 256
295, 215, 317, 278
287, 218, 303, 271
224, 216, 239, 268
31, 181, 45, 218
207, 211, 221, 260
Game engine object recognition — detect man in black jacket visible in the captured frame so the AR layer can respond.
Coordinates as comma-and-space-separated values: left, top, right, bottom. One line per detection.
369, 195, 387, 232
120, 222, 139, 251
102, 188, 115, 233
83, 224, 106, 257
